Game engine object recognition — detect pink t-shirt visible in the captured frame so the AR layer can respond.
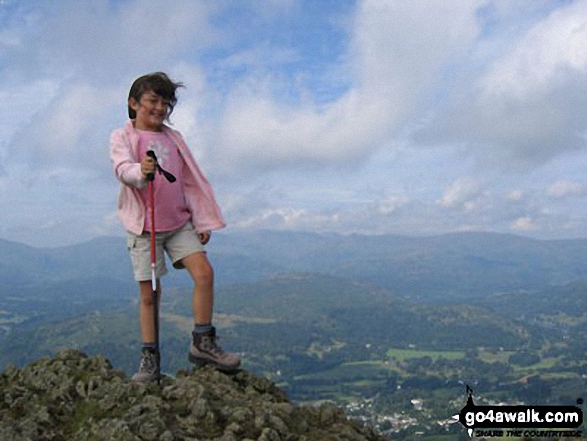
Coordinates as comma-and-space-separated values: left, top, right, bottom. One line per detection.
137, 130, 191, 233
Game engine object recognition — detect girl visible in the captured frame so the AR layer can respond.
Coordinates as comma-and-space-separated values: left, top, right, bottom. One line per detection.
110, 72, 240, 381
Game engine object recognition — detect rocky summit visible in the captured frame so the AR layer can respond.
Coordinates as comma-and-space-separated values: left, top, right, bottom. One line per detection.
0, 349, 386, 440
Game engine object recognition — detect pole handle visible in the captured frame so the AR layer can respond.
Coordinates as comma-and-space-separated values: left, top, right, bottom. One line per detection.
146, 150, 176, 183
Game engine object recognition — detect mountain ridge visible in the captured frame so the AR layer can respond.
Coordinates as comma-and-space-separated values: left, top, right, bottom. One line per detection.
2, 230, 587, 300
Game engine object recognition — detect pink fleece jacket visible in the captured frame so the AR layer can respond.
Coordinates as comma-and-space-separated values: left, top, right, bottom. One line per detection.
110, 120, 226, 235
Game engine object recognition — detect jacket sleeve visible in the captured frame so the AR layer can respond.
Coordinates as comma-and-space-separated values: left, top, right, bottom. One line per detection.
109, 129, 147, 189
182, 159, 226, 232
171, 129, 226, 232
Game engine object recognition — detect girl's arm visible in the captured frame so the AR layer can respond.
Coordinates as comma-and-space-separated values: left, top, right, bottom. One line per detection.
109, 129, 148, 188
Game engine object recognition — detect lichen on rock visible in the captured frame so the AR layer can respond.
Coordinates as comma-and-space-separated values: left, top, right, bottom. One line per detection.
0, 349, 386, 440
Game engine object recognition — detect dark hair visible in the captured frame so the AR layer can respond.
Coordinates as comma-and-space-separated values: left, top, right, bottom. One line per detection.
127, 72, 184, 120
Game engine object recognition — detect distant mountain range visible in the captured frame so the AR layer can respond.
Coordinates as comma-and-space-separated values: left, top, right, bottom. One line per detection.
2, 230, 586, 302
1, 230, 586, 368
212, 230, 587, 300
2, 230, 587, 440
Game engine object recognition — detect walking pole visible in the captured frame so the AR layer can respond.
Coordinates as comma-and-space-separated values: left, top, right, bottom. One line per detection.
146, 152, 161, 386
145, 150, 176, 386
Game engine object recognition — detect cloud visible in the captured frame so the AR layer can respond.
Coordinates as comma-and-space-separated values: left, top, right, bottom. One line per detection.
232, 207, 340, 231
504, 189, 525, 202
438, 177, 481, 208
414, 0, 587, 169
0, 79, 59, 143
479, 1, 587, 99
378, 195, 410, 215
6, 0, 219, 78
510, 216, 539, 232
1, 0, 485, 178
205, 0, 482, 174
8, 81, 122, 173
547, 179, 587, 199
2, 0, 220, 176
4, 0, 587, 246
220, 183, 413, 235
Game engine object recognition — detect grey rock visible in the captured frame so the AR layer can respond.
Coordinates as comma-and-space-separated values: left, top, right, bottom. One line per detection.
0, 349, 387, 441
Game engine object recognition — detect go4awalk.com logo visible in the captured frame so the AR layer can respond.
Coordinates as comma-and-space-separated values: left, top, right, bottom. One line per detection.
456, 386, 583, 438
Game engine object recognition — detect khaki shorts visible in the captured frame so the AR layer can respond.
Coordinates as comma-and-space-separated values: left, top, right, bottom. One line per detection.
126, 222, 206, 281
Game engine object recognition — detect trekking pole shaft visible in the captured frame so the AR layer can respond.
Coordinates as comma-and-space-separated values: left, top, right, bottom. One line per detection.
149, 179, 156, 291
148, 178, 161, 385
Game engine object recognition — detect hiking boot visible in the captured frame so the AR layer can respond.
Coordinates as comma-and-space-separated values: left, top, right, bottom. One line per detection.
131, 349, 159, 382
188, 327, 241, 371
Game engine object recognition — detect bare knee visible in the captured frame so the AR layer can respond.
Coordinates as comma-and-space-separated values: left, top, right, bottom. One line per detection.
183, 253, 214, 286
195, 261, 214, 286
139, 281, 160, 307
140, 292, 156, 307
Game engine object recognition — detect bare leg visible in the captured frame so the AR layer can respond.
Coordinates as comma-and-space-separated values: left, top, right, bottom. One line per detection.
181, 252, 214, 325
138, 279, 161, 343
183, 252, 241, 371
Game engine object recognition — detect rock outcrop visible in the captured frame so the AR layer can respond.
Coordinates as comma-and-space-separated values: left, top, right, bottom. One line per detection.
0, 349, 387, 440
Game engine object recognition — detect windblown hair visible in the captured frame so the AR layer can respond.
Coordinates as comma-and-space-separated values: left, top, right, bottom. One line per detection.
127, 72, 184, 120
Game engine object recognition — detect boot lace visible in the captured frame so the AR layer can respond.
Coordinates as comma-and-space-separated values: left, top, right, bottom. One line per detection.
139, 351, 156, 373
205, 336, 227, 358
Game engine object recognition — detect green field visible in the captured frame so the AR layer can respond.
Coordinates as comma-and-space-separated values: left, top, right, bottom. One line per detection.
386, 347, 465, 361
294, 360, 393, 381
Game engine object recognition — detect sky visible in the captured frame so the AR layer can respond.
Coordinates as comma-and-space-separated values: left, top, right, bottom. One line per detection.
1, 0, 587, 247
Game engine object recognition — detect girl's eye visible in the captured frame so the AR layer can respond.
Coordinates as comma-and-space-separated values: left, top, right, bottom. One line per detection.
146, 98, 169, 107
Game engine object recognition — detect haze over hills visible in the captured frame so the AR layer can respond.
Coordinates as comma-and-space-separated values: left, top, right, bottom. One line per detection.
1, 230, 586, 346
2, 230, 586, 300
218, 230, 587, 300
1, 230, 587, 439
2, 229, 587, 369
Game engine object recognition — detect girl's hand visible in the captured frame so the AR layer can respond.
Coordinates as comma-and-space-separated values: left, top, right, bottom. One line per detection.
141, 156, 157, 177
198, 231, 211, 245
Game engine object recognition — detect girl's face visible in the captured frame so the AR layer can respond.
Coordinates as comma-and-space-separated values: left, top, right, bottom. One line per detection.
129, 90, 170, 131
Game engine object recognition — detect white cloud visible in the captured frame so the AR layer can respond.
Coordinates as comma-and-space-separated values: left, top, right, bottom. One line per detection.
511, 216, 539, 231
378, 195, 410, 215
0, 79, 59, 144
217, 42, 301, 71
438, 177, 481, 208
206, 0, 483, 174
38, 0, 217, 76
547, 179, 587, 199
233, 207, 340, 231
414, 0, 587, 168
480, 1, 587, 99
453, 224, 491, 233
2, 0, 221, 177
4, 1, 587, 246
8, 82, 122, 173
505, 189, 525, 202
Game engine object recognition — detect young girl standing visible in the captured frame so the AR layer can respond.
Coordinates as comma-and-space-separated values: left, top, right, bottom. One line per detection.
110, 72, 240, 381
